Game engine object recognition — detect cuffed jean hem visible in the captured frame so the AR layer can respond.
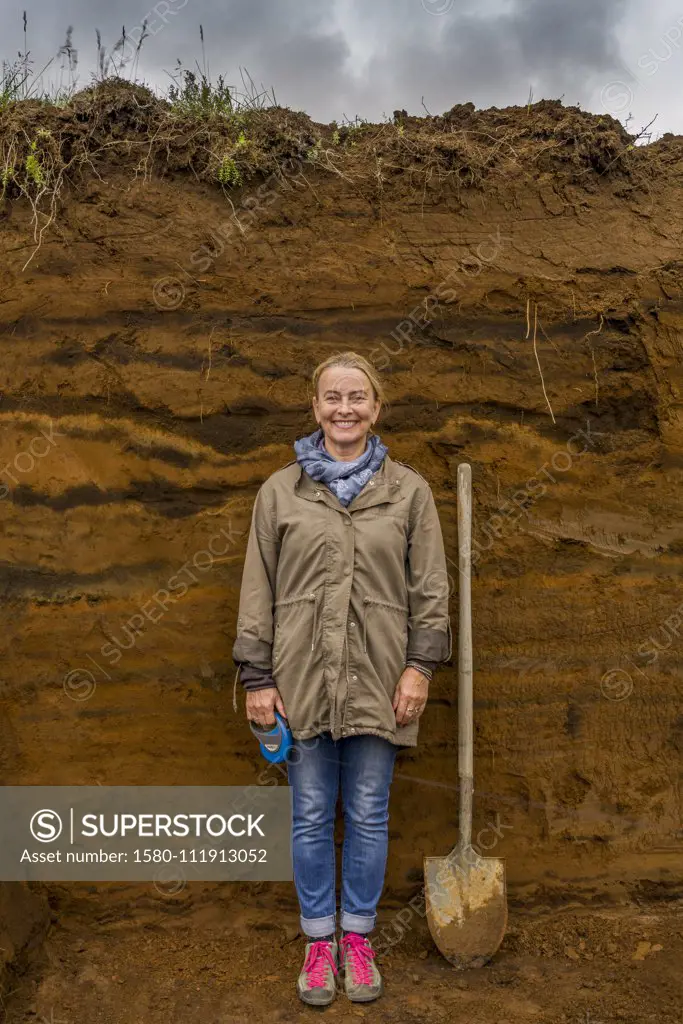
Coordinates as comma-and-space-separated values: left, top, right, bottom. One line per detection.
340, 912, 375, 934
301, 913, 336, 939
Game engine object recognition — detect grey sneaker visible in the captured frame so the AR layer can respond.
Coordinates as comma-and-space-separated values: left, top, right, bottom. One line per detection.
296, 938, 339, 1006
340, 933, 383, 1002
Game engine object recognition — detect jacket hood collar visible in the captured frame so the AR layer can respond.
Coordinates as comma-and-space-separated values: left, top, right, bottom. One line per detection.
295, 452, 403, 511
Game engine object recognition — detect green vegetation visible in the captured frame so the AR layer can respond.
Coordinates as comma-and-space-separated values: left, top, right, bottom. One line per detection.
216, 154, 242, 187
305, 138, 323, 162
1, 55, 30, 106
0, 164, 14, 202
167, 68, 236, 119
1, 13, 277, 115
0, 13, 292, 227
25, 140, 45, 186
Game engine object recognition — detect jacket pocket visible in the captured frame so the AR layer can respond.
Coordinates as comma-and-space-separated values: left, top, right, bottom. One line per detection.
352, 505, 404, 518
273, 591, 318, 671
362, 596, 409, 655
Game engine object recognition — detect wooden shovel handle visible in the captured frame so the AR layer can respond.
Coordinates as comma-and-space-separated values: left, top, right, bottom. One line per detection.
457, 463, 473, 850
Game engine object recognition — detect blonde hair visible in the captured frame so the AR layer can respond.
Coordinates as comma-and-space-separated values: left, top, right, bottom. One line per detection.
311, 351, 387, 413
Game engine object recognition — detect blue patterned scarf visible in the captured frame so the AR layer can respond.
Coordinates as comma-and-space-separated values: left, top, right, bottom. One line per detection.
294, 427, 388, 507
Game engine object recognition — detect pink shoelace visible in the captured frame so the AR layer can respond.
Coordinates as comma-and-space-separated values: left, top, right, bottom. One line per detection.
341, 933, 376, 986
303, 941, 338, 988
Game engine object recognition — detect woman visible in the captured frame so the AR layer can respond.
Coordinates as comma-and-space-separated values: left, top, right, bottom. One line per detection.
233, 351, 451, 1006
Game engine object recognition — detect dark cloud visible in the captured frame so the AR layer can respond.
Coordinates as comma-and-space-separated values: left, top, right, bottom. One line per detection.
0, 0, 661, 125
365, 0, 631, 116
513, 0, 628, 70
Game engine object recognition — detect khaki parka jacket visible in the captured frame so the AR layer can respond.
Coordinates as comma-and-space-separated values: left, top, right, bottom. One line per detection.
232, 453, 452, 747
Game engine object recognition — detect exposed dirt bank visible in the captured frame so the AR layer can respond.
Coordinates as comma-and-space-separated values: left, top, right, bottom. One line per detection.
0, 883, 49, 1003
0, 83, 682, 1020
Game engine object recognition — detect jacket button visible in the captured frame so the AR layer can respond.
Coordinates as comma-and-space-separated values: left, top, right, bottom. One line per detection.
349, 622, 355, 628
352, 675, 357, 681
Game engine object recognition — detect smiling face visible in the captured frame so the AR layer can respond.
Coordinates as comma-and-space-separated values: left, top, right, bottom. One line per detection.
312, 365, 381, 460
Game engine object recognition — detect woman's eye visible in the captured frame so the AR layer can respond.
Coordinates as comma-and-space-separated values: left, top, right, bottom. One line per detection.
324, 395, 366, 405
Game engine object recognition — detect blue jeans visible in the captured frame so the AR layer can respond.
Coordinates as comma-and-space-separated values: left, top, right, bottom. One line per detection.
287, 733, 398, 938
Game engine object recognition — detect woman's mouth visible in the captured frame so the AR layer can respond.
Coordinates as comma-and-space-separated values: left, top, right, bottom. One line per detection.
333, 421, 357, 430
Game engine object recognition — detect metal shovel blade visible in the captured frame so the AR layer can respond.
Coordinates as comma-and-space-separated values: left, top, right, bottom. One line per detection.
424, 848, 507, 968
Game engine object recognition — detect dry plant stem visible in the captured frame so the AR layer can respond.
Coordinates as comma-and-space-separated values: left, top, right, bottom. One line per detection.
199, 325, 216, 423
312, 147, 356, 186
22, 167, 65, 271
538, 319, 562, 357
284, 166, 321, 204
205, 327, 214, 382
222, 192, 245, 235
588, 116, 657, 180
375, 155, 384, 226
583, 314, 604, 410
526, 298, 556, 424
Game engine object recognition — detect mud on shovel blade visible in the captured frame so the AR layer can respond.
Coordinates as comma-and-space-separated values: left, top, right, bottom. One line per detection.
424, 462, 507, 968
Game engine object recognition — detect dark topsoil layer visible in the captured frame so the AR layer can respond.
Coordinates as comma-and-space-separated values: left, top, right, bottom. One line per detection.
1, 79, 682, 211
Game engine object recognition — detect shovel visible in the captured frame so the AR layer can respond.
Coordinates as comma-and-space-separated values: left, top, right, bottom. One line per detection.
424, 462, 507, 969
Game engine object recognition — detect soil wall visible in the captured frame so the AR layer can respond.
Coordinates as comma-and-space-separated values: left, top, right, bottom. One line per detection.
0, 94, 682, 923
0, 882, 49, 998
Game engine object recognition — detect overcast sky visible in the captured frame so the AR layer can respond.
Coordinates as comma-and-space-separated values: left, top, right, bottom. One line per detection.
5, 0, 683, 137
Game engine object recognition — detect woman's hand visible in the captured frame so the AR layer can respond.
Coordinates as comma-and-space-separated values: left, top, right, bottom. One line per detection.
246, 687, 288, 729
393, 667, 429, 726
